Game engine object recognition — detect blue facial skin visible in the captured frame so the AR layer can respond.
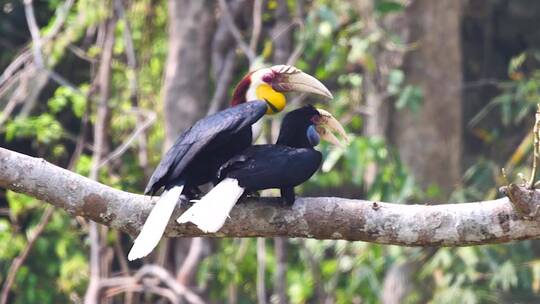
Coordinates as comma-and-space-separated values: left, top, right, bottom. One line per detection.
306, 125, 320, 147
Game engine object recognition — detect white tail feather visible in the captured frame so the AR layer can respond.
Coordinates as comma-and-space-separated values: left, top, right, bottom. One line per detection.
128, 185, 183, 261
177, 178, 244, 233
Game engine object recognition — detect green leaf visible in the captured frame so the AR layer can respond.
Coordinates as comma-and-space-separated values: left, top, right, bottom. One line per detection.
387, 69, 404, 95
396, 85, 424, 112
508, 52, 526, 75
375, 1, 404, 14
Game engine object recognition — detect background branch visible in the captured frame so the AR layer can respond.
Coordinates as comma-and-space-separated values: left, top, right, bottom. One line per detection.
218, 0, 257, 63
0, 206, 53, 304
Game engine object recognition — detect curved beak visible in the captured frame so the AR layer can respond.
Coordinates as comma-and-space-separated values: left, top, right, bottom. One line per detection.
270, 65, 333, 99
314, 108, 350, 148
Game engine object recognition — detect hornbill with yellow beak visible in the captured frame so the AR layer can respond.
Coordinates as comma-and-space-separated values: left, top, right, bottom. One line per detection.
177, 105, 349, 233
128, 65, 332, 260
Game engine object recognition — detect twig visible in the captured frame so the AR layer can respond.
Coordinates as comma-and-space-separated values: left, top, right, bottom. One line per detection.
113, 232, 130, 276
135, 265, 204, 304
0, 98, 21, 128
111, 232, 132, 304
228, 239, 250, 304
67, 95, 91, 170
249, 0, 262, 53
0, 206, 53, 304
286, 41, 304, 66
0, 49, 32, 89
17, 0, 51, 119
98, 109, 156, 168
528, 104, 540, 189
42, 0, 76, 43
85, 222, 101, 304
301, 240, 325, 302
257, 238, 267, 304
176, 238, 204, 286
48, 69, 86, 93
218, 0, 257, 63
285, 1, 306, 66
273, 237, 287, 304
326, 243, 347, 299
271, 19, 301, 43
68, 45, 98, 63
22, 0, 87, 116
103, 284, 179, 304
113, 0, 138, 103
23, 0, 44, 68
207, 50, 237, 115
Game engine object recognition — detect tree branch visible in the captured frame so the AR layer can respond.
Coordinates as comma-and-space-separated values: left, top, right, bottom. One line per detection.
1, 146, 540, 246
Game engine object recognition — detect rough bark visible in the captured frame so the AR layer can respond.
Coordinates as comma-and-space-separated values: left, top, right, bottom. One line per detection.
163, 0, 215, 148
390, 0, 463, 198
2, 147, 540, 246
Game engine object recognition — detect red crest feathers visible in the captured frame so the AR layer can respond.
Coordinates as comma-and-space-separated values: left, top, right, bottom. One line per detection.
230, 72, 253, 106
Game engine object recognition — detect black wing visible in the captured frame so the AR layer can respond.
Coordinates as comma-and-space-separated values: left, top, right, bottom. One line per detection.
219, 145, 322, 190
145, 101, 267, 195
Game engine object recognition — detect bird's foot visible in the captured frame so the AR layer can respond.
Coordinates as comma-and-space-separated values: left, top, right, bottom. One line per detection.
281, 199, 295, 207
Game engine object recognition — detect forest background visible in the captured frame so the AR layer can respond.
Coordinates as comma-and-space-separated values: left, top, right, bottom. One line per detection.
1, 0, 539, 303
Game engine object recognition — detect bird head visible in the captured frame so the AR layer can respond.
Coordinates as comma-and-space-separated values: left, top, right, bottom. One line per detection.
231, 65, 333, 115
277, 105, 349, 149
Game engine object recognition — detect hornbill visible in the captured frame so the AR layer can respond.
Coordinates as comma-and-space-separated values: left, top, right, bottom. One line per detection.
128, 65, 332, 260
177, 105, 349, 233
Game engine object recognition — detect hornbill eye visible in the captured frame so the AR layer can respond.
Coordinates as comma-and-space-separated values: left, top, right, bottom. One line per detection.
262, 73, 275, 83
310, 114, 322, 125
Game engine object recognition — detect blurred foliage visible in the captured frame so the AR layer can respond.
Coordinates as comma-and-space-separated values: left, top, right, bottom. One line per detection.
437, 49, 540, 304
1, 0, 540, 303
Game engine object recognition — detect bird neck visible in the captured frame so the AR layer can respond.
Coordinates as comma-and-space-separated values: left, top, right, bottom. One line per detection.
230, 72, 253, 106
276, 127, 314, 149
231, 73, 286, 116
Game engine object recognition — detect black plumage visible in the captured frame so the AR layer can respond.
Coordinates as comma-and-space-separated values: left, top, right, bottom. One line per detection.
217, 105, 323, 205
144, 100, 267, 197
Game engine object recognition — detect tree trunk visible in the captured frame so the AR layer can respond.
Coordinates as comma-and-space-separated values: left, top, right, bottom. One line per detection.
384, 1, 462, 303
161, 0, 215, 290
163, 0, 215, 147
389, 0, 463, 198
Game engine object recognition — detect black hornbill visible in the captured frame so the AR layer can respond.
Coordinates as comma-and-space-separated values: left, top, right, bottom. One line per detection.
128, 65, 332, 260
177, 105, 349, 233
